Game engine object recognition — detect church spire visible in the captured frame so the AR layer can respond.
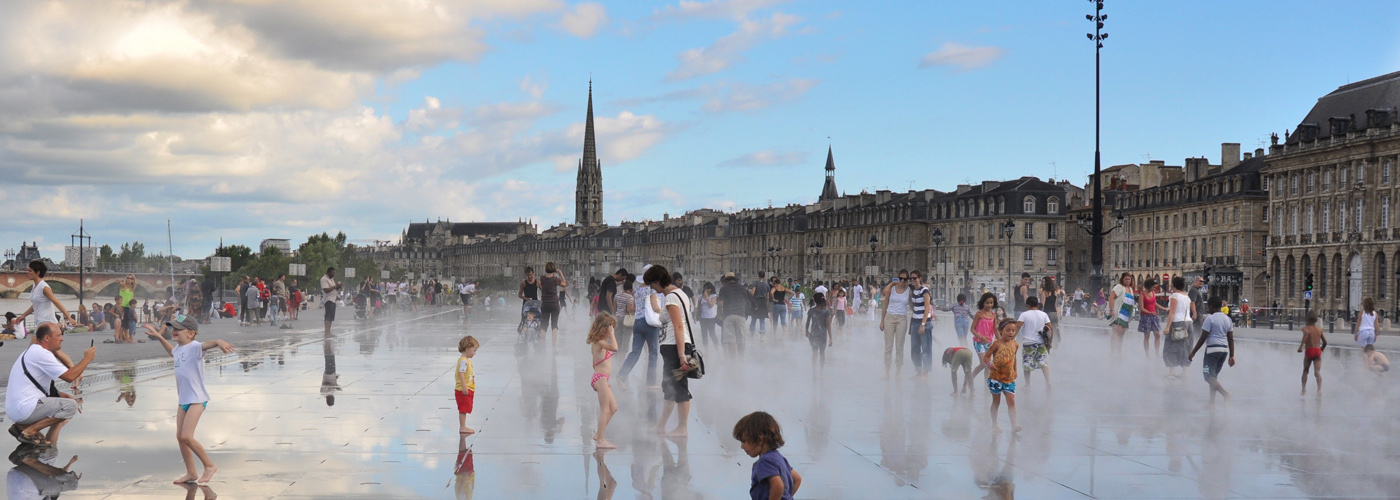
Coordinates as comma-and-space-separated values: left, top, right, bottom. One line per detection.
820, 146, 839, 201
576, 80, 604, 226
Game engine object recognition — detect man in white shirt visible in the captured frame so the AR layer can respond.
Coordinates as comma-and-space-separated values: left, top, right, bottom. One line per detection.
814, 282, 829, 297
6, 324, 96, 446
851, 282, 863, 314
321, 267, 342, 336
1017, 296, 1053, 393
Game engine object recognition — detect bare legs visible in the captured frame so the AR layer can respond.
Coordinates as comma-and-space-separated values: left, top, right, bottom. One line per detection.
1301, 358, 1322, 396
654, 401, 690, 437
173, 404, 216, 484
593, 379, 618, 449
1023, 366, 1052, 394
1110, 325, 1126, 359
459, 411, 475, 435
989, 392, 1019, 433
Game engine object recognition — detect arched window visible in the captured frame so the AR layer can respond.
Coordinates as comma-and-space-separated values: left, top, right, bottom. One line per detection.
1023, 196, 1035, 214
1048, 197, 1060, 214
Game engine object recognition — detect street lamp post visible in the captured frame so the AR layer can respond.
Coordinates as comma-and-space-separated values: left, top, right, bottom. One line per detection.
931, 228, 945, 300
3, 249, 14, 271
1003, 220, 1016, 298
1086, 0, 1110, 297
808, 241, 823, 281
71, 220, 92, 309
766, 247, 781, 277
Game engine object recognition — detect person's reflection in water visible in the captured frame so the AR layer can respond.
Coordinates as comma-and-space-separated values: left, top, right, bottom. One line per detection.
7, 444, 80, 499
454, 434, 475, 500
114, 368, 137, 407
630, 439, 662, 499
322, 333, 340, 406
539, 354, 565, 443
878, 388, 909, 486
178, 482, 218, 500
804, 390, 832, 461
659, 437, 700, 499
1196, 414, 1232, 500
970, 434, 1016, 500
356, 330, 379, 356
593, 450, 617, 500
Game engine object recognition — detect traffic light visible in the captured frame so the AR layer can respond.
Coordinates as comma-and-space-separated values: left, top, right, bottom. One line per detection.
1204, 266, 1213, 285
1305, 272, 1314, 291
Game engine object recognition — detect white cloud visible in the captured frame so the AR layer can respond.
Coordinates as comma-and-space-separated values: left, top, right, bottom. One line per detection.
919, 42, 1005, 72
666, 12, 802, 81
519, 75, 549, 99
405, 96, 463, 131
654, 0, 789, 21
717, 150, 806, 167
560, 2, 608, 38
703, 78, 817, 113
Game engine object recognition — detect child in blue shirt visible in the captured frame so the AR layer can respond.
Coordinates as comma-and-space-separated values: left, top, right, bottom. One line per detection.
734, 411, 802, 500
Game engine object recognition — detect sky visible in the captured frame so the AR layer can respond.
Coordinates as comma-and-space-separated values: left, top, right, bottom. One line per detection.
3, 0, 1400, 259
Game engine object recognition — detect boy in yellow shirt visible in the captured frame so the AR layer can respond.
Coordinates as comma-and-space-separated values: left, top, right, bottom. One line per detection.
456, 336, 479, 434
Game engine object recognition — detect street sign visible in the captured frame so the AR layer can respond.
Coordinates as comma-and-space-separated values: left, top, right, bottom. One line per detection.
63, 247, 96, 268
1304, 290, 1313, 300
211, 257, 232, 273
344, 267, 356, 278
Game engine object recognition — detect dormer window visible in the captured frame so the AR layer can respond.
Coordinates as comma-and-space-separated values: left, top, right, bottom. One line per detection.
1023, 196, 1035, 213
1047, 197, 1060, 214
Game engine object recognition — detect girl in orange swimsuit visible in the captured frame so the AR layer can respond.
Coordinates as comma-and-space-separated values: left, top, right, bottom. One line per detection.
587, 313, 620, 449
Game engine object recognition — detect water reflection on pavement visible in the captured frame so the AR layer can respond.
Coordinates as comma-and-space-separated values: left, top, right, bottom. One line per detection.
2, 308, 1399, 498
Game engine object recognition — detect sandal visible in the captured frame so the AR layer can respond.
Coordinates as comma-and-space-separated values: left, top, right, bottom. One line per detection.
16, 432, 49, 447
8, 423, 22, 439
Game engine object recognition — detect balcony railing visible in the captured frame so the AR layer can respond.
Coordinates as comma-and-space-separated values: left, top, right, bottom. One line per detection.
1023, 259, 1034, 267
1300, 234, 1311, 245
1284, 235, 1296, 245
1047, 259, 1058, 267
1376, 228, 1389, 241
1332, 232, 1343, 243
1271, 236, 1282, 246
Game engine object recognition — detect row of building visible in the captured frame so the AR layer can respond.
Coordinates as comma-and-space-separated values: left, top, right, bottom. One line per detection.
356, 71, 1400, 319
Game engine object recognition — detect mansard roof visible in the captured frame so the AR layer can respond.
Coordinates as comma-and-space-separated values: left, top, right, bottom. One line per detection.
1286, 70, 1400, 144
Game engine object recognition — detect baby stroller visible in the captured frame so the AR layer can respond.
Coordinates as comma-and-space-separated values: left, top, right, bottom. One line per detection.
353, 292, 370, 320
518, 299, 543, 343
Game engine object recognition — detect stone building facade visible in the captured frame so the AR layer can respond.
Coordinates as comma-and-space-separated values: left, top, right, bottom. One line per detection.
1264, 70, 1400, 318
928, 178, 1072, 302
1106, 145, 1270, 305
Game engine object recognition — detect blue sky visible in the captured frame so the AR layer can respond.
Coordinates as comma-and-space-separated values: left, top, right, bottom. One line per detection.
2, 0, 1398, 258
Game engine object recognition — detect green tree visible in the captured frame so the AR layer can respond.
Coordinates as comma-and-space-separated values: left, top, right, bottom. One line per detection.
97, 244, 115, 264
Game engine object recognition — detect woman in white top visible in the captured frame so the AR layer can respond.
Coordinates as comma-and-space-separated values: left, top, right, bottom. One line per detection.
696, 282, 719, 348
879, 272, 913, 379
1354, 297, 1378, 346
12, 261, 79, 368
1162, 276, 1196, 378
644, 265, 695, 437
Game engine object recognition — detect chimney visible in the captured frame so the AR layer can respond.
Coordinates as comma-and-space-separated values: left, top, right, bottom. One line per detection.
1221, 143, 1240, 171
1242, 152, 1253, 161
1255, 147, 1264, 158
956, 184, 972, 195
1184, 157, 1209, 182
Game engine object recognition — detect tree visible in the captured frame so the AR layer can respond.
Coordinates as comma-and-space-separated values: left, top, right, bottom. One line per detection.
97, 244, 115, 264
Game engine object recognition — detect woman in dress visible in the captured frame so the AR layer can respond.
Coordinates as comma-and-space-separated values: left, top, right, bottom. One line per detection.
1105, 273, 1135, 358
1162, 276, 1196, 378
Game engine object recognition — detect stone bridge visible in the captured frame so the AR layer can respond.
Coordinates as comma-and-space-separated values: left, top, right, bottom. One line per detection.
0, 271, 199, 299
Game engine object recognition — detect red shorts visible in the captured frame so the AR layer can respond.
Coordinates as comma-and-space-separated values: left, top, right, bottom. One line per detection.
1304, 347, 1322, 361
455, 390, 475, 414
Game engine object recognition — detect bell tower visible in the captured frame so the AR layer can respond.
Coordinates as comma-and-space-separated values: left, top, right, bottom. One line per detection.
575, 81, 604, 226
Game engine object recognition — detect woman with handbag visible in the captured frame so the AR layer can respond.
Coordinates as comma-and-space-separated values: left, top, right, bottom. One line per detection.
645, 265, 697, 438
1162, 276, 1196, 378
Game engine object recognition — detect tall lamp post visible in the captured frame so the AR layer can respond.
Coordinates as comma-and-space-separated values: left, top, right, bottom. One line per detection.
766, 247, 781, 276
931, 228, 945, 300
1086, 0, 1110, 296
4, 249, 14, 271
71, 220, 92, 309
1003, 220, 1016, 297
808, 241, 823, 281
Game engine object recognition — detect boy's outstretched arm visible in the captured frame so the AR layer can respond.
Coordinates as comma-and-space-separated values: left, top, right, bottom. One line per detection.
201, 339, 236, 354
143, 324, 174, 355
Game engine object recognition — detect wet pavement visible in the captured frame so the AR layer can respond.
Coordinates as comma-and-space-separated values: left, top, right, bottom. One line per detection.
3, 307, 1400, 499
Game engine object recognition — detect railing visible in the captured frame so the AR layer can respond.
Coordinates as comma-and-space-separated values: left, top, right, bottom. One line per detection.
1271, 236, 1282, 246
1376, 228, 1389, 241
1047, 259, 1058, 267
1284, 235, 1296, 245
1300, 234, 1311, 245
1023, 259, 1034, 267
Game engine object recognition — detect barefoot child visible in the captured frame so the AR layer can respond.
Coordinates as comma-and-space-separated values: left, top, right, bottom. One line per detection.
1297, 311, 1326, 396
942, 346, 974, 396
1017, 296, 1053, 393
733, 411, 802, 500
456, 336, 479, 434
968, 293, 999, 383
983, 318, 1021, 433
1189, 296, 1235, 406
804, 293, 834, 369
587, 313, 620, 449
143, 314, 235, 484
1363, 344, 1390, 374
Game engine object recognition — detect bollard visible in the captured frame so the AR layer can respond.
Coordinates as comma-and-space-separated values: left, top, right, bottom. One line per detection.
1329, 316, 1335, 334
1288, 318, 1294, 330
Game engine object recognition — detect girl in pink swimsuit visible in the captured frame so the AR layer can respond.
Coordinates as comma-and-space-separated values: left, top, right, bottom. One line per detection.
587, 313, 620, 449
968, 292, 999, 386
